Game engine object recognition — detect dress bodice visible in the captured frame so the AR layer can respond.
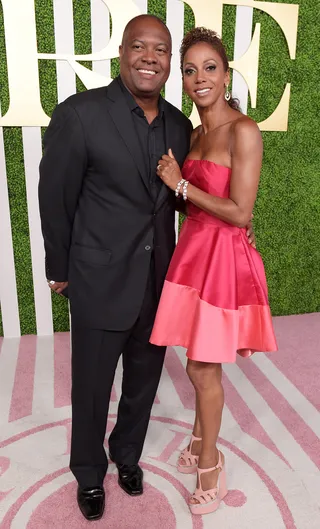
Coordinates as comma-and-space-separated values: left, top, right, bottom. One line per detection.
181, 159, 232, 227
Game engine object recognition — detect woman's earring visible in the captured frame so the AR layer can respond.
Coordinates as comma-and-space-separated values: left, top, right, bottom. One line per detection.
225, 85, 231, 102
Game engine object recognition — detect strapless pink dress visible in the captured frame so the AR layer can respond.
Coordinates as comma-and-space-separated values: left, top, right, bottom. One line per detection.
150, 159, 278, 363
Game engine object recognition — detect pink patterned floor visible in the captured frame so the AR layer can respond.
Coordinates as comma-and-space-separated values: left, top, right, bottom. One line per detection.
0, 313, 319, 528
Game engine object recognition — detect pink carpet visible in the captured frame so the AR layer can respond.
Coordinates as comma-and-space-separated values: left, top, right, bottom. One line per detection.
0, 313, 319, 528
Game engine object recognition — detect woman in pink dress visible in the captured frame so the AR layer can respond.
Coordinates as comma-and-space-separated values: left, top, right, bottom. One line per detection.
150, 27, 277, 515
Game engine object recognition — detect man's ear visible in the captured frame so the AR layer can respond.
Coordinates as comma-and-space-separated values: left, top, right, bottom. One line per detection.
119, 45, 123, 61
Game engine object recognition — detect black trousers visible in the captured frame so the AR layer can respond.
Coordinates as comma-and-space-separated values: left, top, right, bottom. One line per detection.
69, 262, 166, 488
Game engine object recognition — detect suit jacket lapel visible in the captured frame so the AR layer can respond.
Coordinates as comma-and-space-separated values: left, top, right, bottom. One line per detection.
105, 78, 151, 196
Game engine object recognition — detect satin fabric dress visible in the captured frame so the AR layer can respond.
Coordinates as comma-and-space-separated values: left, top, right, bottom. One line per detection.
150, 159, 278, 363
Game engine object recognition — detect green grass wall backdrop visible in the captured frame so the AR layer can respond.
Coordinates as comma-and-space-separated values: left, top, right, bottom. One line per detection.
0, 0, 319, 335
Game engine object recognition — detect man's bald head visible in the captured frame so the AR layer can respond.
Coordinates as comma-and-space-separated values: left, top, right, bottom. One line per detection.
122, 15, 172, 50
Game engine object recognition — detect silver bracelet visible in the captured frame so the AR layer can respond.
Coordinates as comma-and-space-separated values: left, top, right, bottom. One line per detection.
175, 178, 185, 197
182, 180, 189, 201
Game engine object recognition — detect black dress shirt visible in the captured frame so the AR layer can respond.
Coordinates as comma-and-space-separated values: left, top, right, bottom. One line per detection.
118, 77, 166, 201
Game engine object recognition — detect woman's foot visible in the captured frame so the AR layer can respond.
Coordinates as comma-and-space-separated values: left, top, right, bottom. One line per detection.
177, 434, 202, 474
189, 450, 227, 515
190, 450, 224, 502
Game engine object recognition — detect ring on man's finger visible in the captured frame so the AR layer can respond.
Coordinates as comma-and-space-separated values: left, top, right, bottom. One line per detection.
48, 280, 55, 285
157, 164, 161, 171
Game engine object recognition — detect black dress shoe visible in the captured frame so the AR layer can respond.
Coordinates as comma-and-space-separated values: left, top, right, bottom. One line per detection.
77, 486, 105, 520
116, 464, 143, 496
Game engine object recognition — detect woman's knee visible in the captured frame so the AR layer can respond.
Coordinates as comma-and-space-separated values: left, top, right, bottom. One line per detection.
186, 360, 222, 392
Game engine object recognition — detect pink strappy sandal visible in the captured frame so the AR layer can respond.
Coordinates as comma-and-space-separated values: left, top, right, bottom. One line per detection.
177, 434, 201, 474
189, 451, 228, 515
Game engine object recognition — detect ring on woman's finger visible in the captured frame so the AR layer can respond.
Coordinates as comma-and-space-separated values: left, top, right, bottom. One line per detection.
48, 280, 55, 285
157, 164, 162, 171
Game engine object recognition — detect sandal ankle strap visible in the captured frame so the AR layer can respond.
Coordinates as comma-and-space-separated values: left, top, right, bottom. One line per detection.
197, 451, 223, 474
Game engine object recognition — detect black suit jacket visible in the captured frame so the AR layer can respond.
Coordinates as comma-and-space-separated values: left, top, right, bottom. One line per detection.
39, 77, 192, 330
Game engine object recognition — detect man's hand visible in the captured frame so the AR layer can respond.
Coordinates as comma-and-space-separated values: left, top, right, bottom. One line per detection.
47, 280, 68, 295
246, 215, 256, 248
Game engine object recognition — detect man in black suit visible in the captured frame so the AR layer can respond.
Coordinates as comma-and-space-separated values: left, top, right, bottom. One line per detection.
39, 14, 254, 521
39, 14, 192, 521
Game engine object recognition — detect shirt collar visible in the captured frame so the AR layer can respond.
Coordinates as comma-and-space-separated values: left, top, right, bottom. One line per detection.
118, 75, 165, 118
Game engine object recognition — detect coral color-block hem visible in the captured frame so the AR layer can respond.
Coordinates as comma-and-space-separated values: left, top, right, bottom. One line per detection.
150, 281, 278, 364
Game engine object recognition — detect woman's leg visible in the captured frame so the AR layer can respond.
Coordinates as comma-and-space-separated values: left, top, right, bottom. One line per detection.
186, 359, 225, 502
193, 394, 202, 437
179, 394, 202, 467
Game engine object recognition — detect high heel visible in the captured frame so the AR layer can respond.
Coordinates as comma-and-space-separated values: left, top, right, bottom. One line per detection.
177, 434, 202, 474
189, 451, 228, 515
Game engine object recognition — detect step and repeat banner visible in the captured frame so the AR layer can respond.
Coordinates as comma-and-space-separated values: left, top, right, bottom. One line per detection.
0, 0, 318, 337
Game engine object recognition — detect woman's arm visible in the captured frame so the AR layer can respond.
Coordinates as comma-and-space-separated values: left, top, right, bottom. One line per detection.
159, 119, 262, 229
184, 119, 262, 228
174, 126, 201, 214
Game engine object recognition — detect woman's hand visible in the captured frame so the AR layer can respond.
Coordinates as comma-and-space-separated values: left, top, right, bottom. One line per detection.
157, 149, 182, 191
246, 214, 256, 248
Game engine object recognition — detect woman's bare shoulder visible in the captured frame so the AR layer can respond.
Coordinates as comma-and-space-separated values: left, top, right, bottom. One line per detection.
231, 115, 261, 139
230, 115, 263, 158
